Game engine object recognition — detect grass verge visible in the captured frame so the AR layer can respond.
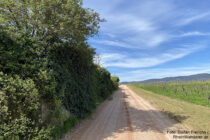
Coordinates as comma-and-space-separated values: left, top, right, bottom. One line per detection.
128, 84, 210, 131
51, 116, 78, 139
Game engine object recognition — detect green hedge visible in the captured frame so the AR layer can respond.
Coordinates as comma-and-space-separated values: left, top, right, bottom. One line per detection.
0, 0, 119, 139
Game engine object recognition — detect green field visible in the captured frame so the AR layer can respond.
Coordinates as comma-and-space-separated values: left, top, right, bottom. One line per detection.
135, 81, 210, 107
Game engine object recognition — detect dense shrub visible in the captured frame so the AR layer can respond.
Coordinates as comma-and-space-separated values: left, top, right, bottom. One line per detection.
0, 31, 57, 139
111, 76, 120, 90
0, 72, 52, 140
50, 42, 98, 118
96, 67, 114, 100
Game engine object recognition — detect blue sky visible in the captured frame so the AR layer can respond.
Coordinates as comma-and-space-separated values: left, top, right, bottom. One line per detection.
83, 0, 210, 82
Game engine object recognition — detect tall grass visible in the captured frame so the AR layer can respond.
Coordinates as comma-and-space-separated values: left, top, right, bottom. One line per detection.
136, 81, 210, 107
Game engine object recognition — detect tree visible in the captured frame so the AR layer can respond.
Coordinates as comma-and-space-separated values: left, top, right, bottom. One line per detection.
0, 0, 103, 42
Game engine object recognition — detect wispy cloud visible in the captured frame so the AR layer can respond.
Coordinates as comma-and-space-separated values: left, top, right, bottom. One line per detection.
109, 14, 156, 32
86, 0, 210, 49
101, 44, 205, 68
177, 31, 210, 37
84, 0, 210, 81
176, 12, 210, 26
143, 34, 169, 47
100, 53, 126, 62
90, 39, 133, 49
95, 2, 171, 48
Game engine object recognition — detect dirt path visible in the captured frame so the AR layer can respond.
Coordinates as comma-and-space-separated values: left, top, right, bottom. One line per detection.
61, 85, 185, 140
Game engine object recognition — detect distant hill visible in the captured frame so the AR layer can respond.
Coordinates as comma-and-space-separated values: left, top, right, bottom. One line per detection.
121, 73, 210, 84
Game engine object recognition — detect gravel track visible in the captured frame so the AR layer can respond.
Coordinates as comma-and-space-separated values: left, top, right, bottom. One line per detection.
61, 85, 185, 140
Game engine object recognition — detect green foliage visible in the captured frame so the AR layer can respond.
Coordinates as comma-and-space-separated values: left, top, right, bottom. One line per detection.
0, 30, 41, 78
111, 76, 120, 90
95, 67, 115, 100
0, 0, 103, 41
137, 81, 210, 107
50, 42, 119, 118
0, 0, 119, 139
53, 44, 98, 118
0, 72, 51, 139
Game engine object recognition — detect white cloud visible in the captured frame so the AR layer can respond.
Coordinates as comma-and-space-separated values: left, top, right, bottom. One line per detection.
144, 34, 169, 47
94, 53, 126, 66
177, 31, 210, 37
101, 44, 204, 68
101, 53, 126, 61
90, 39, 133, 49
176, 12, 210, 26
112, 15, 155, 32
85, 0, 210, 49
106, 15, 170, 48
104, 33, 116, 38
95, 2, 172, 48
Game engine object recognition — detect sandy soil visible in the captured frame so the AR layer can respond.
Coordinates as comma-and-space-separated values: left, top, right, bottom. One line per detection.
61, 85, 186, 140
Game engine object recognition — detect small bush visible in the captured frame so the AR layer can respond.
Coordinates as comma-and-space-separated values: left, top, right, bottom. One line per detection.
111, 76, 120, 90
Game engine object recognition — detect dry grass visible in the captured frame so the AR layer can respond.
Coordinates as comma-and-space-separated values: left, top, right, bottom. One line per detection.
128, 84, 210, 131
